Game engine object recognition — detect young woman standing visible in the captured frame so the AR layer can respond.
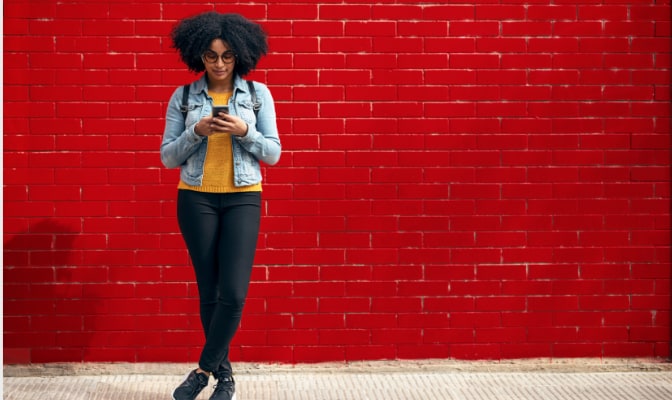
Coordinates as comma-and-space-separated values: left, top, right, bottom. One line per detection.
161, 12, 281, 400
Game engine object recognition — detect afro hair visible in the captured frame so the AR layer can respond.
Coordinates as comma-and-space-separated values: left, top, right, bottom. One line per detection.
171, 12, 268, 76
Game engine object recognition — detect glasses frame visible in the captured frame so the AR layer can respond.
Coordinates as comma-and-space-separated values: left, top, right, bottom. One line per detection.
202, 50, 237, 65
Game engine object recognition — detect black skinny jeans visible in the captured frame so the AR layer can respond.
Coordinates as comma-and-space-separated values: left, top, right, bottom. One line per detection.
177, 189, 261, 378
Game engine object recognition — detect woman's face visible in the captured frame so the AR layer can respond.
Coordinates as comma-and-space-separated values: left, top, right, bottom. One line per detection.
202, 39, 236, 85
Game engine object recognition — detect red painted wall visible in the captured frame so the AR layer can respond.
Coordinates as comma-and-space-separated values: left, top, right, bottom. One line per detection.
3, 0, 671, 364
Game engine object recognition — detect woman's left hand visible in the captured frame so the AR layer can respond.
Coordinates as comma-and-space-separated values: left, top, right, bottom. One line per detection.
212, 113, 248, 137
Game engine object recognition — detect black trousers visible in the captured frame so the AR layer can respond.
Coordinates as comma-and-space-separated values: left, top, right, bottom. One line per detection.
177, 189, 261, 378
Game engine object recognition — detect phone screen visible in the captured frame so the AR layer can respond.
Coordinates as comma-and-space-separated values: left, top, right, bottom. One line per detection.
212, 106, 229, 117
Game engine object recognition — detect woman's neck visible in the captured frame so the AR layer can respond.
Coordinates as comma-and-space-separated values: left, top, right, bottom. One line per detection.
206, 75, 234, 93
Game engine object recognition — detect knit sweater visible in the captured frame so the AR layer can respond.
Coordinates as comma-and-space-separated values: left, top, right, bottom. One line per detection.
178, 91, 262, 193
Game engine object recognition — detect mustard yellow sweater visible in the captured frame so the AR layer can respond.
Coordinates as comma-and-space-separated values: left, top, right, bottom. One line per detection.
178, 91, 262, 193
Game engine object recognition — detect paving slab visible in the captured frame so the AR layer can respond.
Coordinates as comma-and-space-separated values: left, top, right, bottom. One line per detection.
4, 359, 672, 400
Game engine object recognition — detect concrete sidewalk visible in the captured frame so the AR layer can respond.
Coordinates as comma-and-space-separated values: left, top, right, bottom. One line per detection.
4, 359, 672, 400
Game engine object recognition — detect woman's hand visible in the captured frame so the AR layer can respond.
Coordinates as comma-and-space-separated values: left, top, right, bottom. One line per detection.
195, 113, 248, 137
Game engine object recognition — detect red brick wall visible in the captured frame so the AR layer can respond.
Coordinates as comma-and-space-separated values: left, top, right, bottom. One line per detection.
3, 0, 671, 364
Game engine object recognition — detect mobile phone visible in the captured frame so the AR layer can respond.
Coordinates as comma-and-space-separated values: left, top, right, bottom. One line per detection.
212, 105, 229, 117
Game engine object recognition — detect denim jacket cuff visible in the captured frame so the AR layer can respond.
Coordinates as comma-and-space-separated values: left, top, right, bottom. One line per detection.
236, 126, 259, 144
187, 125, 203, 143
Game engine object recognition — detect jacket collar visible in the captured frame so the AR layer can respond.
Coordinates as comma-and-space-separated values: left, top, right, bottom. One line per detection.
193, 74, 248, 95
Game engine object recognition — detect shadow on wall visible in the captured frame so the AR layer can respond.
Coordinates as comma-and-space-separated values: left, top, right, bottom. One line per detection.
668, 94, 672, 362
3, 218, 105, 363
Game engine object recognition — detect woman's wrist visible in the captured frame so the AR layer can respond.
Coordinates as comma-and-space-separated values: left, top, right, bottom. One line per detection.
194, 121, 204, 136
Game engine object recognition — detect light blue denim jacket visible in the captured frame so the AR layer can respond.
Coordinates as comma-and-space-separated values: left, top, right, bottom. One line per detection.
160, 74, 281, 187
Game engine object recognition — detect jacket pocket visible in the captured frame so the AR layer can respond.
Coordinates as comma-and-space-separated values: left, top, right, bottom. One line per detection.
184, 104, 203, 127
236, 101, 256, 126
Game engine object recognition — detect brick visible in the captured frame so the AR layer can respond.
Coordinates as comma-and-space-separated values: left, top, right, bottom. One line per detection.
397, 281, 447, 297
501, 54, 552, 69
320, 265, 372, 282
295, 248, 345, 265
580, 37, 629, 53
292, 21, 340, 38
399, 313, 450, 329
320, 102, 370, 118
479, 193, 533, 214
450, 21, 499, 36
423, 5, 474, 20
501, 343, 553, 358
347, 54, 398, 69
476, 265, 526, 281
475, 297, 526, 312
347, 248, 399, 265
320, 297, 370, 313
527, 232, 578, 248
451, 184, 500, 199
293, 184, 345, 200
505, 21, 554, 36
321, 37, 373, 53
320, 4, 371, 20
424, 232, 474, 248
553, 280, 604, 296
346, 21, 396, 36
450, 54, 500, 69
320, 329, 369, 345
400, 53, 446, 68
630, 5, 670, 21
554, 247, 605, 263
372, 5, 423, 20
373, 265, 422, 282
451, 313, 502, 329
372, 328, 422, 345
475, 327, 527, 343
320, 232, 369, 248
399, 216, 450, 232
554, 343, 604, 358
399, 21, 448, 37
529, 69, 580, 85
109, 3, 161, 19
346, 313, 396, 329
605, 54, 655, 69
528, 296, 579, 312
294, 346, 345, 363
603, 342, 655, 357
450, 150, 498, 167
373, 70, 424, 86
371, 297, 422, 313
529, 327, 581, 343
424, 295, 475, 312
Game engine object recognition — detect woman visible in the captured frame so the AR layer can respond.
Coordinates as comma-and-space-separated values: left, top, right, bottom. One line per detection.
161, 12, 281, 400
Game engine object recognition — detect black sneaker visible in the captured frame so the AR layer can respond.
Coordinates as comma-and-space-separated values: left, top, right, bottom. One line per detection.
209, 376, 236, 400
172, 369, 209, 400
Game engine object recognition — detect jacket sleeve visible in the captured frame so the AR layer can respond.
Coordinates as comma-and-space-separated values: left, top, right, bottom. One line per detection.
235, 82, 282, 166
160, 85, 204, 169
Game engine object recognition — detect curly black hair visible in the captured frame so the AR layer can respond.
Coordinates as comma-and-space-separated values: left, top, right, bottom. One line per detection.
171, 12, 268, 76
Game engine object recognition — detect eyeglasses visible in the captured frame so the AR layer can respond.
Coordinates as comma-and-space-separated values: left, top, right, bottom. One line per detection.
202, 50, 236, 64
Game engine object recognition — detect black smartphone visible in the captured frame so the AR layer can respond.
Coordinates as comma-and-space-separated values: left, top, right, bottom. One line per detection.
212, 105, 229, 117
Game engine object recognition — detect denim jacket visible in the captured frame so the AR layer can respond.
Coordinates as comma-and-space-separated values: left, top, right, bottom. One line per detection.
160, 74, 281, 187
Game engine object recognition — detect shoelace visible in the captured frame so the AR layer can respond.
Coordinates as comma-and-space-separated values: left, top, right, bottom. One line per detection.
213, 378, 234, 394
188, 372, 208, 395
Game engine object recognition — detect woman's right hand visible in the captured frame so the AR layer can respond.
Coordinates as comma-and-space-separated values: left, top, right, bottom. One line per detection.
194, 116, 218, 137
